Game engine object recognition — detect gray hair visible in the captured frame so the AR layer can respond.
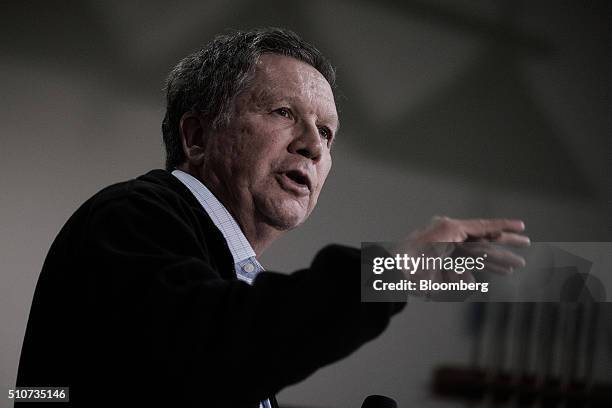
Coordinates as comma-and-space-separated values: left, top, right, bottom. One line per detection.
161, 27, 337, 170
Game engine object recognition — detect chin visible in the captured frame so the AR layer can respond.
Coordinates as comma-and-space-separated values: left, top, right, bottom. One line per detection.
265, 206, 310, 231
269, 212, 306, 231
255, 194, 311, 230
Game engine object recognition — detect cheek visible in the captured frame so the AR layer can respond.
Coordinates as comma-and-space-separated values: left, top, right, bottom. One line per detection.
243, 148, 282, 189
229, 128, 270, 175
321, 154, 332, 183
314, 156, 332, 195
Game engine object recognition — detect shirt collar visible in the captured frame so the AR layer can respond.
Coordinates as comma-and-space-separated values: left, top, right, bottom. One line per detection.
171, 169, 256, 264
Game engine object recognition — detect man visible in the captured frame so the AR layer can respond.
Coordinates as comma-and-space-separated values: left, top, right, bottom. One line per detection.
17, 28, 528, 407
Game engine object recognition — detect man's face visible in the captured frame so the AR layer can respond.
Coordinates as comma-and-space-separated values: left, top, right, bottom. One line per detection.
200, 54, 338, 232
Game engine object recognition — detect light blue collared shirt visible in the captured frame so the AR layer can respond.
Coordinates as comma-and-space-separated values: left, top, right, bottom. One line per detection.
172, 169, 271, 408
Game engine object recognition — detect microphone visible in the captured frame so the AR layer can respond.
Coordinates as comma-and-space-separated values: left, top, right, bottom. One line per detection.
361, 394, 398, 408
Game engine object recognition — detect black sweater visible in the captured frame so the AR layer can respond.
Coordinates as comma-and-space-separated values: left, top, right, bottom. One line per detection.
16, 169, 404, 407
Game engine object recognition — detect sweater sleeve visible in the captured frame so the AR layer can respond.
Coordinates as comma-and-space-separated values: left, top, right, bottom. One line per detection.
83, 190, 405, 405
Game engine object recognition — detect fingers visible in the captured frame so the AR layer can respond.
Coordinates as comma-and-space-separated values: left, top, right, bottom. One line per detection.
458, 242, 525, 274
490, 231, 530, 247
426, 216, 528, 243
402, 216, 530, 281
459, 218, 525, 237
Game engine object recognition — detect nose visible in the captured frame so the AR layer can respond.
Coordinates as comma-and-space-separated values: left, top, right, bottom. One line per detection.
288, 120, 323, 162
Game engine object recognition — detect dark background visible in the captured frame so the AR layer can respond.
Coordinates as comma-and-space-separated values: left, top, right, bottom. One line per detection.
1, 1, 611, 407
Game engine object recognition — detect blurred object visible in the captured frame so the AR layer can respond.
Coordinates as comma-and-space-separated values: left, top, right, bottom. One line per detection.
432, 365, 612, 407
432, 301, 612, 406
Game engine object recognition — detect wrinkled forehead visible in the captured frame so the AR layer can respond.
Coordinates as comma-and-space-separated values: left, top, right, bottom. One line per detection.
250, 54, 338, 124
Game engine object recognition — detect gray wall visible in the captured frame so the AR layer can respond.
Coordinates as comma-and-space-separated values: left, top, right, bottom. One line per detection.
1, 1, 611, 407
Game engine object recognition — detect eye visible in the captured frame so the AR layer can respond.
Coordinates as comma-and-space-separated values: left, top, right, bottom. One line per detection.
318, 126, 333, 143
273, 107, 292, 119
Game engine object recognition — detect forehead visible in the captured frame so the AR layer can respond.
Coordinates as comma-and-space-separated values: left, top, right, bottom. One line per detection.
248, 54, 338, 125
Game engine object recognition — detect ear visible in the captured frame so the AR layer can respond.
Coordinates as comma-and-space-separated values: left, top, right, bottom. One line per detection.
179, 112, 208, 166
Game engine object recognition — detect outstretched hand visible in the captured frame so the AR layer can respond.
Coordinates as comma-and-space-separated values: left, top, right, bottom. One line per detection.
394, 216, 530, 284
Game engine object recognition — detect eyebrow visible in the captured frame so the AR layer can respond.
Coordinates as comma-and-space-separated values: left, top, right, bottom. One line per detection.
254, 87, 340, 132
323, 115, 340, 138
250, 88, 277, 108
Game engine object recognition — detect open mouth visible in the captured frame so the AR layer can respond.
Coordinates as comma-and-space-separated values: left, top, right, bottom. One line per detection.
278, 170, 311, 196
285, 170, 310, 189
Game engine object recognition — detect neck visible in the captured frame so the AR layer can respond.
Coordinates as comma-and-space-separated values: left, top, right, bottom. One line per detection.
177, 164, 282, 257
238, 215, 283, 257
